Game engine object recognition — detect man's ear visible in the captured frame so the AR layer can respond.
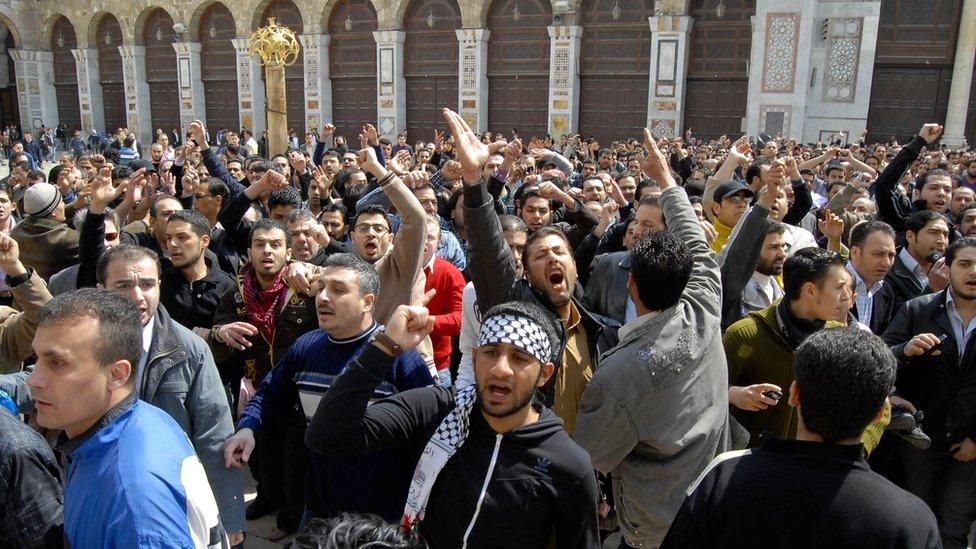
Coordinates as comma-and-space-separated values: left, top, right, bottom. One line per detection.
200, 234, 211, 249
538, 361, 555, 387
787, 380, 800, 408
362, 292, 375, 312
107, 359, 132, 390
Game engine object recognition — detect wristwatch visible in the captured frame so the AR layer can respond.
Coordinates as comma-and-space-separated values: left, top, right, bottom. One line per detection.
371, 328, 402, 358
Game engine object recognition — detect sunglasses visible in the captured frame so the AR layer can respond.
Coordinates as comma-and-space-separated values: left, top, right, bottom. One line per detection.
105, 232, 119, 242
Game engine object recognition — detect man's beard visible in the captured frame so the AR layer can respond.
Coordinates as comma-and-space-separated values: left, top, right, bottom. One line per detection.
756, 260, 783, 277
476, 373, 540, 419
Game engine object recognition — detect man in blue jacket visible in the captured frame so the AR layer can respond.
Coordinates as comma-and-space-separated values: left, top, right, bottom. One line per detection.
28, 288, 228, 548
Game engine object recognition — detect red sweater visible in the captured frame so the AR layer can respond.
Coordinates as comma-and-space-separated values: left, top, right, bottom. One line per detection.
423, 256, 465, 370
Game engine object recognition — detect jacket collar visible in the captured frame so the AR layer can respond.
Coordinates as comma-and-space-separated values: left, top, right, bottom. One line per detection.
760, 436, 867, 466
890, 250, 924, 290
141, 305, 186, 401
57, 391, 138, 456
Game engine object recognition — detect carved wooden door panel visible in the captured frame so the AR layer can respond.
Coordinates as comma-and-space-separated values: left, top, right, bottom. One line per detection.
329, 0, 379, 133
404, 0, 461, 137
199, 3, 240, 132
52, 17, 80, 131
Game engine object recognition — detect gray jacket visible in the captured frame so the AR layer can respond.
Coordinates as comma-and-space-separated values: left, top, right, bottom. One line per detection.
574, 186, 729, 548
582, 251, 631, 324
141, 305, 245, 533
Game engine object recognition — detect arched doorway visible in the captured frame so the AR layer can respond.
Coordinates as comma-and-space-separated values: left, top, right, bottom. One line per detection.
259, 0, 305, 133
0, 26, 18, 129
486, 0, 551, 138
328, 0, 378, 134
143, 9, 180, 137
51, 17, 80, 132
199, 3, 239, 135
867, 0, 962, 143
404, 0, 460, 139
683, 0, 754, 139
578, 0, 654, 144
96, 14, 126, 133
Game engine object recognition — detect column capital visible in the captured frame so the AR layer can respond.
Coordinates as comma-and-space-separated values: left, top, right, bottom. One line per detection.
230, 38, 252, 53
117, 45, 146, 59
298, 33, 330, 48
373, 30, 406, 44
649, 14, 692, 33
9, 49, 54, 63
172, 41, 202, 55
547, 25, 583, 39
456, 28, 489, 43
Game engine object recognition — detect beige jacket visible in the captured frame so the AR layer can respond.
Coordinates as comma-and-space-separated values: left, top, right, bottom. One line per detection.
0, 270, 53, 373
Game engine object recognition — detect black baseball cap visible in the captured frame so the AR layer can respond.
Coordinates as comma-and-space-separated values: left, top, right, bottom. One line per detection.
128, 159, 157, 174
712, 180, 754, 203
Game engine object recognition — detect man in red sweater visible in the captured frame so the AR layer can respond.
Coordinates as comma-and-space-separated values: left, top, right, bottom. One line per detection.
422, 215, 464, 386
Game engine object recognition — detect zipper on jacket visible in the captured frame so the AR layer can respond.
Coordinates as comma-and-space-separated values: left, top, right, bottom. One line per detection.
461, 434, 503, 549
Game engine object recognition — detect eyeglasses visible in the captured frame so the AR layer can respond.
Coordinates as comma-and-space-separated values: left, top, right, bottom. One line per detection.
104, 232, 119, 242
354, 223, 389, 235
723, 194, 751, 204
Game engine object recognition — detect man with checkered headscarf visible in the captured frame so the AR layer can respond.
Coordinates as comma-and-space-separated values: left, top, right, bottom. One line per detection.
306, 300, 600, 548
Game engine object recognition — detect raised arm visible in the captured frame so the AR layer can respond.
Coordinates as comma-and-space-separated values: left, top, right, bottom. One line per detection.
445, 109, 517, 314
191, 120, 246, 197
704, 137, 752, 221
0, 237, 52, 370
875, 124, 941, 232
641, 129, 721, 309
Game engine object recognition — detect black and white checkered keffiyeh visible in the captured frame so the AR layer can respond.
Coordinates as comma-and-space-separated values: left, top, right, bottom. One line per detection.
401, 312, 552, 531
401, 384, 476, 531
477, 313, 553, 365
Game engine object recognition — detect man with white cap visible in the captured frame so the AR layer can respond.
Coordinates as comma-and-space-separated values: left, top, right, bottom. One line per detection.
10, 182, 78, 281
306, 299, 600, 548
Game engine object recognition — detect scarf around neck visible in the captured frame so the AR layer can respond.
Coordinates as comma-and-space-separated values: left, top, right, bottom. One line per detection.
776, 299, 826, 349
241, 262, 290, 343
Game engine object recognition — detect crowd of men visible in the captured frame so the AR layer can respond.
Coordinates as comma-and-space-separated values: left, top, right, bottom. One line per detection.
0, 108, 974, 549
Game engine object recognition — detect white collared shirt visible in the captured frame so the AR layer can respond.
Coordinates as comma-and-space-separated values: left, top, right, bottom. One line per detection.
899, 247, 929, 289
946, 291, 976, 361
742, 272, 784, 316
847, 262, 884, 330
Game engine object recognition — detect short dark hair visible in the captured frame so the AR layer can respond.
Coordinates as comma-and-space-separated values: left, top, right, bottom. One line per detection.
96, 244, 161, 285
111, 165, 133, 180
268, 186, 302, 210
149, 194, 182, 218
635, 179, 661, 201
849, 220, 895, 249
782, 247, 845, 301
522, 226, 570, 270
918, 168, 951, 190
353, 204, 391, 232
498, 214, 528, 234
167, 210, 211, 237
824, 165, 844, 178
290, 514, 427, 549
630, 230, 692, 312
248, 218, 292, 248
767, 221, 787, 236
745, 164, 763, 185
0, 183, 12, 200
205, 177, 230, 202
945, 236, 976, 266
904, 210, 946, 236
481, 301, 563, 364
38, 288, 144, 383
794, 328, 895, 443
323, 253, 380, 297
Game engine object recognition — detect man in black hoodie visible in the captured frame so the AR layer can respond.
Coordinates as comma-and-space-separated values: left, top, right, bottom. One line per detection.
306, 300, 600, 548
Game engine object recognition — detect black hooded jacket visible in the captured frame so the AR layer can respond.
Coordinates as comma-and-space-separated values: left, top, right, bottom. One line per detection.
305, 344, 600, 548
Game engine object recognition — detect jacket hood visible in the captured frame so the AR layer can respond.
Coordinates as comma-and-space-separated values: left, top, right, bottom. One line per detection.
471, 404, 566, 442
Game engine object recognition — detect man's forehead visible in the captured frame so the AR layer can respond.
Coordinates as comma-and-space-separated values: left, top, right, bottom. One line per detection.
106, 258, 159, 279
252, 228, 287, 242
288, 220, 317, 232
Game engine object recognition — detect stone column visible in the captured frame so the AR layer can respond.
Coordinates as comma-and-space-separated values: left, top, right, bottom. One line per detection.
456, 28, 489, 132
943, 0, 976, 147
0, 27, 10, 89
118, 45, 152, 149
546, 25, 582, 140
298, 33, 331, 132
231, 38, 266, 134
8, 50, 59, 133
71, 48, 104, 135
173, 42, 207, 130
373, 30, 406, 138
646, 15, 692, 139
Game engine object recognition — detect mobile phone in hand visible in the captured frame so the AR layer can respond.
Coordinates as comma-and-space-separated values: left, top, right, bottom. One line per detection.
762, 389, 783, 401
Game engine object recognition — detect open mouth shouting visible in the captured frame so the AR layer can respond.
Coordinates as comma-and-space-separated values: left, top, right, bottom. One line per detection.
546, 265, 567, 294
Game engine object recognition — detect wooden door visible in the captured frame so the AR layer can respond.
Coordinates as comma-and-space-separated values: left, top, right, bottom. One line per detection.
144, 9, 180, 135
52, 17, 80, 132
486, 0, 551, 137
199, 3, 239, 133
867, 0, 962, 143
329, 0, 378, 134
97, 15, 126, 133
260, 0, 305, 133
404, 0, 460, 138
579, 0, 654, 144
683, 0, 754, 139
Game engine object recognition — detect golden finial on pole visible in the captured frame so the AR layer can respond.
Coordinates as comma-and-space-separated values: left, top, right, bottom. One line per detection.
250, 17, 301, 156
